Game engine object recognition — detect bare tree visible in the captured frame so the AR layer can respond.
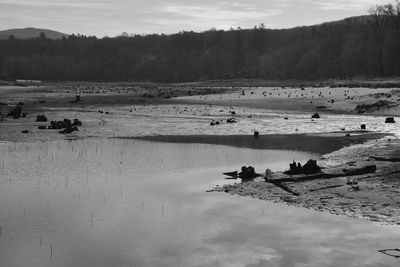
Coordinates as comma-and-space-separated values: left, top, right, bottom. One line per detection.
368, 1, 400, 75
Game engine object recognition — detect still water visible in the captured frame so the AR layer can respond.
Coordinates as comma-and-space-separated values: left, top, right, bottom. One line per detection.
0, 139, 399, 267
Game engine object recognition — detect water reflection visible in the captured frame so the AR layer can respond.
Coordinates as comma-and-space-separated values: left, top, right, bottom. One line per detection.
0, 139, 399, 267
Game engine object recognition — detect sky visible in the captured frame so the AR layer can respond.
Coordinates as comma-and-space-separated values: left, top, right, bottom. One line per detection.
0, 0, 391, 37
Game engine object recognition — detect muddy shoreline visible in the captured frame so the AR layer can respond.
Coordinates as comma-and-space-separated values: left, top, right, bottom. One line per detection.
135, 133, 389, 154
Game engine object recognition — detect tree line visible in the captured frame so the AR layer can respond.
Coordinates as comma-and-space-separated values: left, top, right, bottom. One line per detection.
0, 3, 399, 82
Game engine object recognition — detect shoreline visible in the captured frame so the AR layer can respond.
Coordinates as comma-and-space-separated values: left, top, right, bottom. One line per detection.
216, 136, 400, 225
134, 132, 389, 155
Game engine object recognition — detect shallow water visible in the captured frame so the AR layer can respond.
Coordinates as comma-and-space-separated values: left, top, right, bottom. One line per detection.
1, 139, 400, 267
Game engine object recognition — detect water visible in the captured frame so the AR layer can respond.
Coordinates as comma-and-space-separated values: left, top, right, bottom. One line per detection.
0, 139, 399, 267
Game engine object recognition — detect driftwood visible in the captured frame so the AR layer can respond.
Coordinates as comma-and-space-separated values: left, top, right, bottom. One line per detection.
343, 165, 376, 176
370, 156, 400, 162
266, 172, 342, 183
378, 248, 400, 258
309, 184, 344, 192
268, 180, 300, 196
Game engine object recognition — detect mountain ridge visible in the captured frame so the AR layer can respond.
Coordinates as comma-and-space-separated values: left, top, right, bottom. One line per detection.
0, 27, 69, 39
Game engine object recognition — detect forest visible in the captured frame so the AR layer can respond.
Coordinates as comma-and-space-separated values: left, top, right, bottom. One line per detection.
0, 7, 399, 82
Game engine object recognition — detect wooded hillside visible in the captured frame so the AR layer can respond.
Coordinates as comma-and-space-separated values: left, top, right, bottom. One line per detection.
0, 15, 399, 82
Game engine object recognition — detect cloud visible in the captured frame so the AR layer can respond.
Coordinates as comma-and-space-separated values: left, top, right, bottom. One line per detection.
306, 0, 389, 11
0, 0, 387, 36
148, 2, 281, 30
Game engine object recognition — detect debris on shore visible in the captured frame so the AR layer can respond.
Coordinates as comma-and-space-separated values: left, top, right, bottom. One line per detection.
216, 139, 400, 225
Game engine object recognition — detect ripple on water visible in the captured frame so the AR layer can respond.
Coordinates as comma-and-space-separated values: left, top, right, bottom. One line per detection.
0, 139, 399, 267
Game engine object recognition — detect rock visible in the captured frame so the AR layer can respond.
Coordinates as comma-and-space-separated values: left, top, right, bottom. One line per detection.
284, 159, 321, 175
36, 115, 48, 122
385, 117, 395, 123
59, 126, 78, 134
63, 118, 72, 126
49, 121, 64, 129
238, 166, 256, 180
73, 119, 82, 126
38, 125, 47, 129
311, 113, 320, 119
302, 159, 321, 174
226, 117, 238, 123
49, 118, 77, 129
21, 130, 29, 133
361, 124, 366, 130
285, 161, 302, 175
7, 106, 22, 119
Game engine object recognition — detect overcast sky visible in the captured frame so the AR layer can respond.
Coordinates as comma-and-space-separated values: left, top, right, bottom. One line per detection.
0, 0, 390, 37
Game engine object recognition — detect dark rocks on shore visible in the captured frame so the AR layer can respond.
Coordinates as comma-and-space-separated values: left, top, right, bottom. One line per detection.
36, 115, 48, 122
302, 160, 322, 174
226, 117, 238, 123
59, 126, 78, 134
311, 113, 320, 119
7, 106, 22, 119
73, 119, 82, 126
284, 159, 321, 175
210, 120, 220, 126
238, 166, 256, 180
385, 117, 396, 123
47, 118, 83, 134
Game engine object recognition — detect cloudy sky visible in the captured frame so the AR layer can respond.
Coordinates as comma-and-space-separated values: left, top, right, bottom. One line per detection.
0, 0, 390, 37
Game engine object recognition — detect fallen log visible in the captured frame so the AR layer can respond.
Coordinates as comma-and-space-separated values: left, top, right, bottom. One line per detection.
343, 165, 376, 176
309, 184, 344, 192
268, 180, 300, 196
370, 156, 400, 162
378, 248, 400, 258
266, 172, 342, 183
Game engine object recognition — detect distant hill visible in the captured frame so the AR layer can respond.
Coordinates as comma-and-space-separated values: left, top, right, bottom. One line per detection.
0, 27, 68, 39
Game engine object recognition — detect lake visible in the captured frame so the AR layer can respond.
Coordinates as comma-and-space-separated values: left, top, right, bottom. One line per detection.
1, 138, 399, 267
